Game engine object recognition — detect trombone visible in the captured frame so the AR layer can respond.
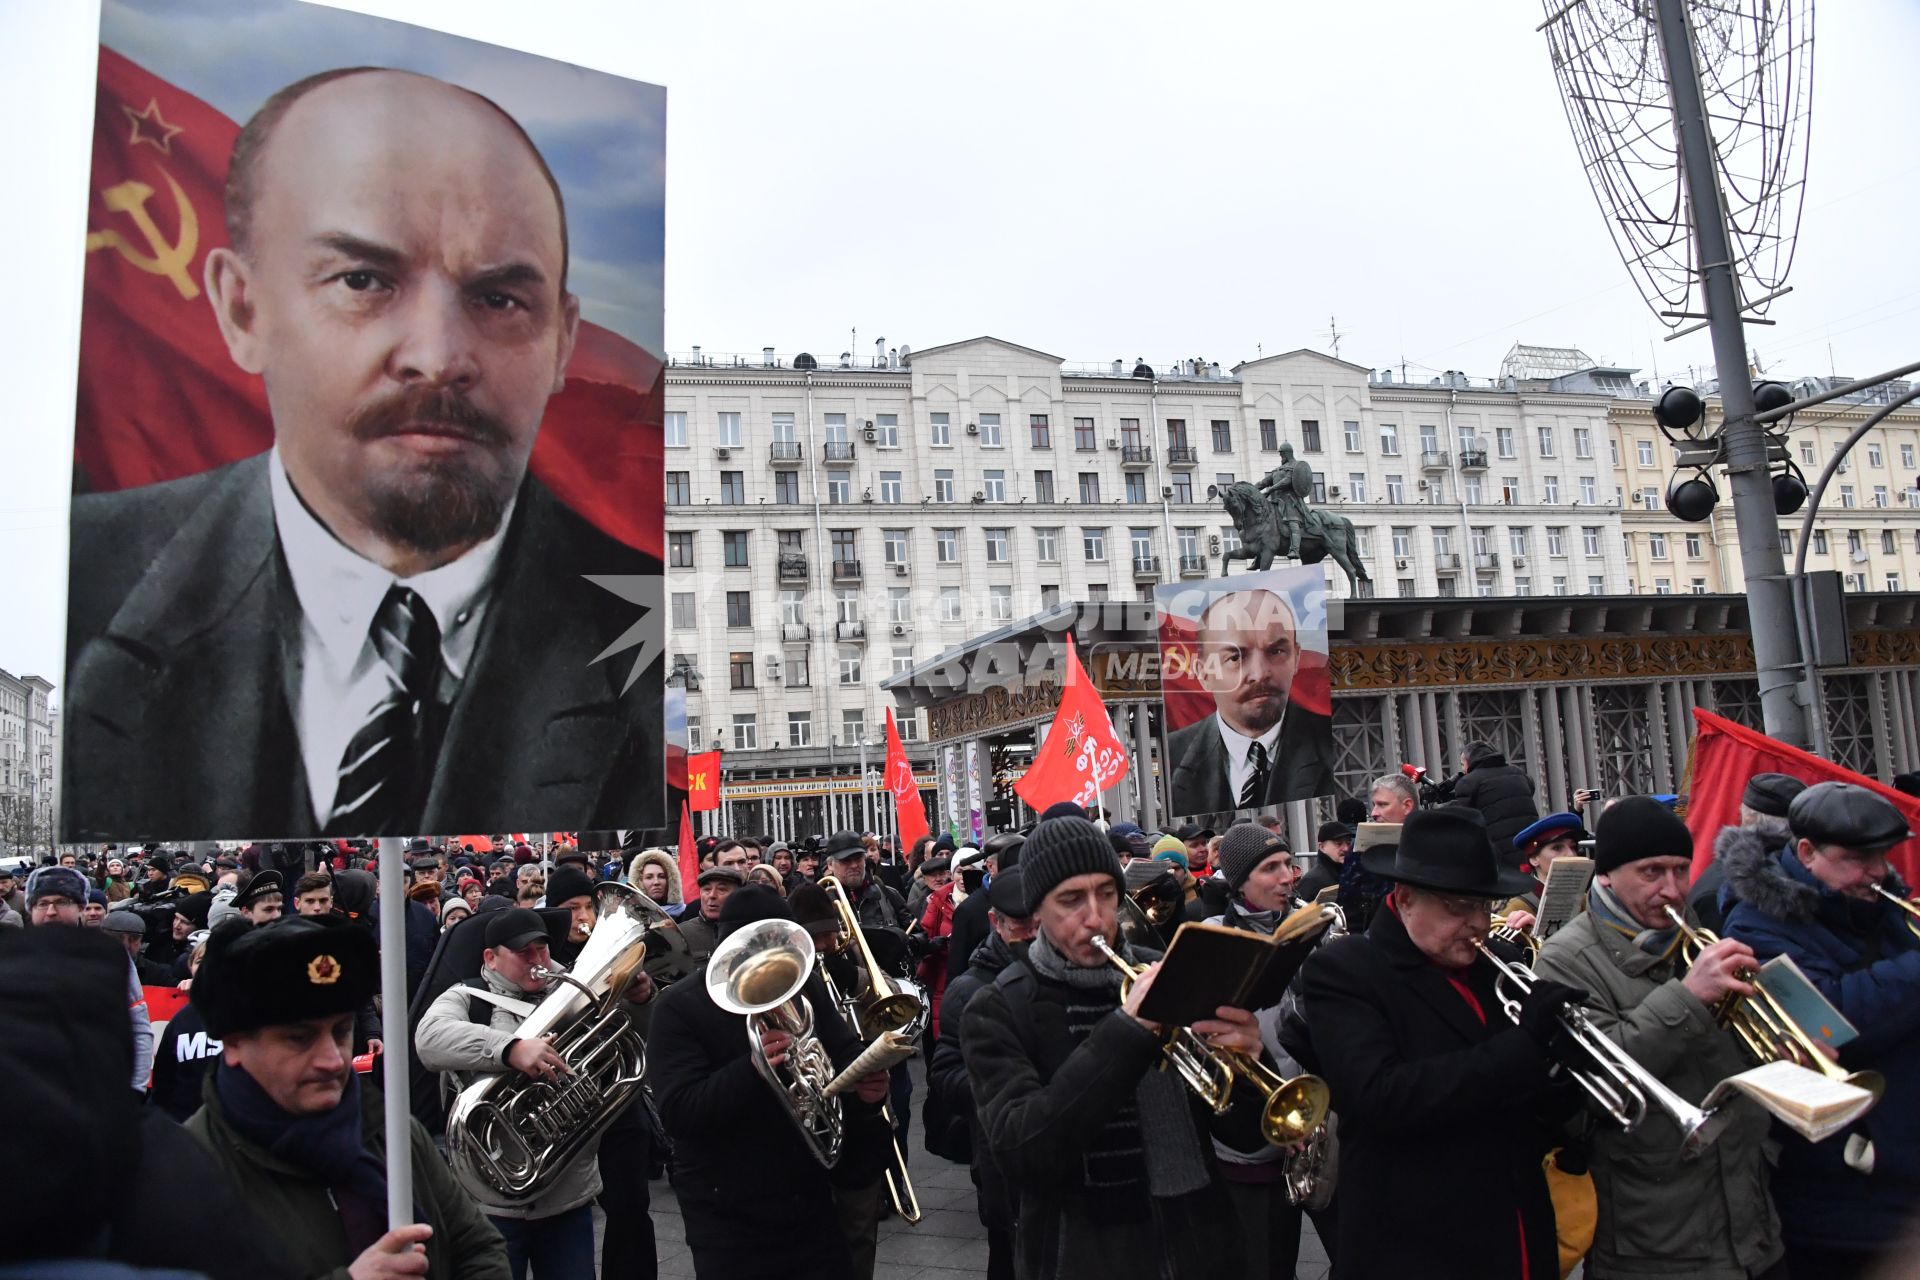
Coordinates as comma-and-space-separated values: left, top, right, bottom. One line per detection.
1663, 906, 1886, 1103
1876, 885, 1920, 940
1475, 940, 1732, 1159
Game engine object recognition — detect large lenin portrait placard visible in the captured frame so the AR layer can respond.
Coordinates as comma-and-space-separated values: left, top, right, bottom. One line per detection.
63, 0, 666, 841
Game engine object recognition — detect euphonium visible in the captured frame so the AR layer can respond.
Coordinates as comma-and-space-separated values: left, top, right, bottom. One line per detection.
707, 916, 844, 1168
1089, 932, 1236, 1113
446, 883, 661, 1207
1476, 940, 1733, 1158
1663, 905, 1886, 1102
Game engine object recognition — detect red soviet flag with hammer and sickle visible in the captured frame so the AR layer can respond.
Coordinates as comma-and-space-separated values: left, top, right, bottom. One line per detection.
75, 46, 663, 557
685, 751, 722, 813
1015, 635, 1131, 813
884, 707, 930, 850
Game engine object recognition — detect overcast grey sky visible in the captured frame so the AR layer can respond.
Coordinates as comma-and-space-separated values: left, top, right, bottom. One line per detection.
3, 0, 1915, 695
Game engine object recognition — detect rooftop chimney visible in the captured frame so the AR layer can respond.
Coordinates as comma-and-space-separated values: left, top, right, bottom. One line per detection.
762, 346, 775, 367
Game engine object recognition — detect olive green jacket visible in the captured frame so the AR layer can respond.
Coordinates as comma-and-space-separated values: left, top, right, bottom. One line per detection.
183, 1073, 509, 1280
1534, 910, 1782, 1279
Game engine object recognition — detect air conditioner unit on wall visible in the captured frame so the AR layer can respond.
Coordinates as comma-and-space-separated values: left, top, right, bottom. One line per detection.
965, 422, 980, 436
1396, 557, 1409, 570
714, 447, 732, 460
892, 624, 910, 637
863, 428, 876, 443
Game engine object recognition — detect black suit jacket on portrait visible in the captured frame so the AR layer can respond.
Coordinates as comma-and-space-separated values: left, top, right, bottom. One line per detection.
1165, 704, 1337, 819
63, 453, 663, 840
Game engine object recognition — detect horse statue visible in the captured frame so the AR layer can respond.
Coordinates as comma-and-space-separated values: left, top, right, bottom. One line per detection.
1219, 481, 1372, 591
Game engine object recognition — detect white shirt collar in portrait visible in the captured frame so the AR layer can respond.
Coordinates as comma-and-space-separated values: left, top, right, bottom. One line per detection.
1216, 711, 1285, 806
269, 448, 515, 827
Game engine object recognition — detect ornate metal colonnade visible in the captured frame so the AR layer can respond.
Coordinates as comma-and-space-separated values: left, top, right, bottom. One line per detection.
883, 595, 1920, 842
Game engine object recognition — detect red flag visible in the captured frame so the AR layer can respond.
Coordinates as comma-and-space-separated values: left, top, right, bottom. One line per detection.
1015, 636, 1132, 813
677, 803, 698, 892
884, 708, 930, 849
685, 750, 722, 813
77, 47, 662, 555
1686, 708, 1920, 887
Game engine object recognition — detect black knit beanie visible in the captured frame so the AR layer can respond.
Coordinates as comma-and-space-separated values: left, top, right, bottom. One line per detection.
1217, 822, 1289, 892
1593, 795, 1692, 875
1020, 815, 1124, 914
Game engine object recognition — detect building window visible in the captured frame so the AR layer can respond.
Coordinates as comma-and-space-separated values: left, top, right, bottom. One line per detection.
879, 471, 902, 503
729, 651, 754, 690
1868, 444, 1883, 468
1034, 470, 1055, 503
1509, 528, 1529, 558
1078, 473, 1102, 504
1589, 575, 1606, 594
1552, 575, 1568, 596
1177, 526, 1199, 561
1813, 530, 1829, 555
1301, 420, 1322, 452
982, 470, 1006, 502
780, 589, 805, 627
1036, 527, 1060, 561
1496, 427, 1516, 459
1840, 485, 1855, 509
1686, 532, 1704, 558
1130, 527, 1154, 563
1347, 475, 1368, 504
726, 591, 752, 627
1170, 473, 1192, 503
1083, 527, 1108, 561
1470, 526, 1491, 556
875, 413, 899, 448
897, 715, 920, 743
839, 649, 862, 685
1636, 440, 1654, 466
1847, 530, 1864, 556
979, 413, 1002, 447
1124, 473, 1148, 503
774, 471, 800, 504
830, 529, 857, 567
1874, 485, 1889, 508
1654, 578, 1672, 595
1692, 578, 1709, 595
723, 530, 750, 567
826, 471, 851, 504
940, 587, 963, 622
989, 585, 1013, 621
732, 715, 758, 751
666, 472, 690, 505
841, 709, 866, 745
717, 411, 742, 448
1581, 526, 1601, 556
1649, 532, 1668, 559
1391, 526, 1411, 558
1211, 420, 1233, 453
771, 411, 796, 444
883, 529, 908, 564
787, 712, 812, 748
1075, 417, 1097, 451
1164, 419, 1187, 451
671, 592, 695, 630
1883, 530, 1898, 555
665, 411, 687, 448
1385, 474, 1405, 504
934, 469, 954, 503
1547, 527, 1566, 557
1379, 423, 1400, 456
930, 412, 951, 447
984, 527, 1009, 562
936, 529, 958, 562
889, 588, 912, 623
892, 647, 914, 676
720, 471, 745, 504
1888, 573, 1902, 592
1433, 527, 1454, 556
1542, 476, 1560, 504
1537, 426, 1556, 458
1579, 475, 1597, 505
1220, 525, 1240, 556
1574, 427, 1593, 459
1420, 424, 1439, 457
1343, 421, 1362, 452
1259, 419, 1279, 452
669, 531, 694, 568
1465, 476, 1484, 505
1030, 414, 1051, 448
1500, 476, 1520, 504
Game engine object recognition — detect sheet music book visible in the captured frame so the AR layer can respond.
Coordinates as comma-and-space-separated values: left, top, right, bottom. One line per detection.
1755, 953, 1860, 1051
1533, 856, 1594, 940
1703, 1059, 1878, 1143
824, 1030, 917, 1097
1133, 896, 1338, 1027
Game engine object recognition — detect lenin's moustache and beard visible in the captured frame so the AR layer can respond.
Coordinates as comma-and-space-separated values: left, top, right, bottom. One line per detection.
348, 386, 523, 554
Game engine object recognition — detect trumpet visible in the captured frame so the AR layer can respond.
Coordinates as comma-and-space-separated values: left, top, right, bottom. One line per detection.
1663, 906, 1886, 1103
1476, 940, 1732, 1158
1488, 912, 1541, 957
1876, 884, 1920, 940
1090, 932, 1235, 1112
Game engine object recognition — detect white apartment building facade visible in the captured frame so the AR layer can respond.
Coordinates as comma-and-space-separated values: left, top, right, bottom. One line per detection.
0, 669, 55, 852
663, 335, 1632, 828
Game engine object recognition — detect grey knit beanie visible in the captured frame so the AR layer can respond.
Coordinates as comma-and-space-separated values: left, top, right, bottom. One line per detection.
1217, 822, 1289, 892
1020, 816, 1124, 914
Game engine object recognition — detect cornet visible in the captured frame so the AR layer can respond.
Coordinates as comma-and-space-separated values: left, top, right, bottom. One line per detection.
1476, 940, 1732, 1158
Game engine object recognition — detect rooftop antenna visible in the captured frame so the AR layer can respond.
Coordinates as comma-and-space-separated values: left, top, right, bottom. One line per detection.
1326, 315, 1345, 361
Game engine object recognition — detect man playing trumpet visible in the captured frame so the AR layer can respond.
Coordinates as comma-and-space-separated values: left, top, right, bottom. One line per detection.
1532, 797, 1785, 1280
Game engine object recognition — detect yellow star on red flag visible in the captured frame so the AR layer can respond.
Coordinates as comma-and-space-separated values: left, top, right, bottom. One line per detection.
121, 98, 184, 154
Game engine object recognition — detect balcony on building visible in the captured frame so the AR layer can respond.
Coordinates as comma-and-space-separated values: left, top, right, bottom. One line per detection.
1474, 552, 1501, 571
1120, 444, 1154, 468
781, 623, 810, 642
1166, 445, 1199, 467
1132, 555, 1161, 581
1458, 443, 1488, 470
836, 619, 867, 642
778, 553, 809, 582
823, 440, 857, 462
831, 558, 862, 582
1178, 554, 1207, 577
1420, 449, 1450, 471
769, 441, 803, 466
1434, 552, 1462, 571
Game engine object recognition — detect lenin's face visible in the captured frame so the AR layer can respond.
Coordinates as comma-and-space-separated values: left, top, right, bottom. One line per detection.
1197, 590, 1302, 738
207, 72, 578, 574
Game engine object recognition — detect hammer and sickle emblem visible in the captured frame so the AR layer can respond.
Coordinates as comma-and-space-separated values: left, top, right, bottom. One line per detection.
84, 168, 201, 300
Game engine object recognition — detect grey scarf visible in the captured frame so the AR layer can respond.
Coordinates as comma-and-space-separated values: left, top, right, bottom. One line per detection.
1027, 930, 1212, 1200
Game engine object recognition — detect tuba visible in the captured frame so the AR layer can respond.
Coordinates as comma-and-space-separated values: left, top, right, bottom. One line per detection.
706, 916, 844, 1168
446, 883, 662, 1207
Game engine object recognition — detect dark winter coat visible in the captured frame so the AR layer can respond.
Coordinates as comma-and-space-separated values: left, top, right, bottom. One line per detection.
149, 1001, 221, 1123
925, 932, 1017, 1169
1450, 748, 1540, 854
960, 942, 1247, 1280
184, 1073, 508, 1280
945, 887, 993, 1001
1298, 902, 1564, 1279
1720, 829, 1920, 1250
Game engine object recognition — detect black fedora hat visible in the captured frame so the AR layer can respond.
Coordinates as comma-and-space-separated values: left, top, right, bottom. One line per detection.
1359, 808, 1534, 899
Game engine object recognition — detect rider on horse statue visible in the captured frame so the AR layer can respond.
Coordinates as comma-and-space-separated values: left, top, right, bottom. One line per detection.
1255, 442, 1313, 561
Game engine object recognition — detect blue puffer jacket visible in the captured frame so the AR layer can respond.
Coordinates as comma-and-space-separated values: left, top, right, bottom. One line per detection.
1719, 829, 1920, 1250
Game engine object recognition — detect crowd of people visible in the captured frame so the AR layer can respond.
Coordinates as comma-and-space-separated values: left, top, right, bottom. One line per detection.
2, 752, 1917, 1280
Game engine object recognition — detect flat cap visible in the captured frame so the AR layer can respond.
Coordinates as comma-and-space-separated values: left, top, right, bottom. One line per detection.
99, 910, 146, 937
824, 831, 867, 861
920, 856, 952, 876
696, 865, 746, 887
1788, 781, 1911, 854
1316, 822, 1353, 845
1742, 772, 1807, 819
483, 907, 548, 952
986, 866, 1028, 917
